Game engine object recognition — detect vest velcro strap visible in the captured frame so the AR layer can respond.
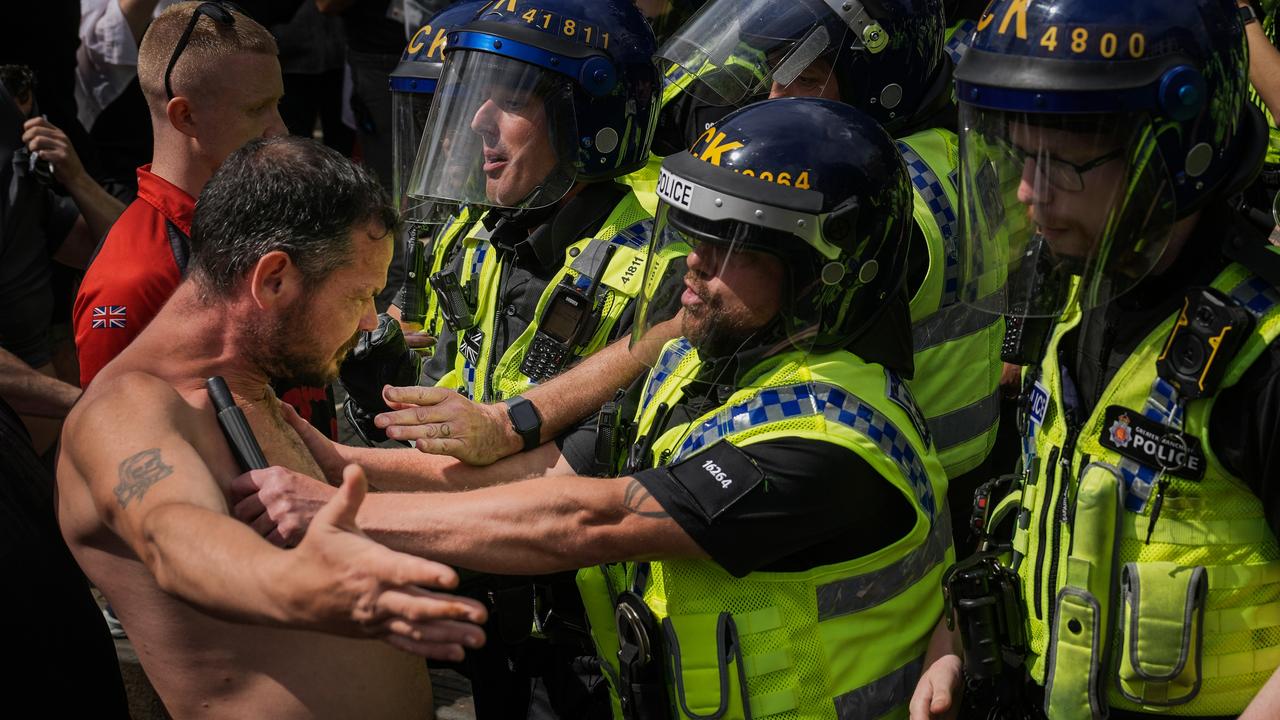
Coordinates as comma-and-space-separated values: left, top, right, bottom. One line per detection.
816, 508, 951, 621
732, 607, 783, 636
744, 688, 798, 717
1199, 645, 1280, 679
832, 654, 922, 720
928, 389, 1000, 452
1205, 560, 1280, 589
1201, 601, 1280, 634
742, 648, 791, 679
1122, 514, 1273, 546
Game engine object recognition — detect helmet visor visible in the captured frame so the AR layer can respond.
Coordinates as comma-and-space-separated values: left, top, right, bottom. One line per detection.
392, 88, 436, 214
406, 50, 579, 211
957, 107, 1179, 318
631, 201, 823, 386
656, 0, 851, 106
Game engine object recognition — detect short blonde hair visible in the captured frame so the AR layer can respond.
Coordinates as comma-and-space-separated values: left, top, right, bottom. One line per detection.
137, 2, 277, 110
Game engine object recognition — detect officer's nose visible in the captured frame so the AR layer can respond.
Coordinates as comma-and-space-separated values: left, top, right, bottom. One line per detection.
1016, 157, 1054, 206
686, 241, 722, 276
471, 99, 499, 143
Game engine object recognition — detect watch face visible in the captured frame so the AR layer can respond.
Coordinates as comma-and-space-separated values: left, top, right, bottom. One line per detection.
509, 399, 540, 432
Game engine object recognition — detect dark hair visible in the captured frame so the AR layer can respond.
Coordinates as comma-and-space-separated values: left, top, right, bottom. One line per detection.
190, 136, 396, 295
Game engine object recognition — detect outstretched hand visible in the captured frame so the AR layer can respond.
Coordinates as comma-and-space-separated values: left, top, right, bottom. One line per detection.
278, 465, 487, 659
376, 384, 522, 465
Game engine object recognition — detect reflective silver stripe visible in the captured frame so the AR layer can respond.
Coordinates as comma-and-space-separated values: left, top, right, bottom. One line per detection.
928, 390, 1000, 452
833, 655, 924, 720
912, 301, 1001, 353
816, 506, 952, 621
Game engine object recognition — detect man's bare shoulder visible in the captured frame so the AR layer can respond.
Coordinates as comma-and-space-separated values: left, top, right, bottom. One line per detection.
64, 370, 202, 469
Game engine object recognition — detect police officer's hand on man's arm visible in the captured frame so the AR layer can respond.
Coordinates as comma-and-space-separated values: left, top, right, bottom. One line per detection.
277, 400, 573, 493
239, 467, 706, 572
376, 319, 679, 465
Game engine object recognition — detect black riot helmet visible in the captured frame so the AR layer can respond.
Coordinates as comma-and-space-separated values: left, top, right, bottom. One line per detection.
633, 97, 914, 380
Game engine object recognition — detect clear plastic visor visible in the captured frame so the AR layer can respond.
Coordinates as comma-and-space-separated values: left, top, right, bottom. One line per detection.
957, 106, 1179, 318
656, 0, 846, 106
631, 203, 819, 385
392, 89, 435, 213
405, 50, 578, 211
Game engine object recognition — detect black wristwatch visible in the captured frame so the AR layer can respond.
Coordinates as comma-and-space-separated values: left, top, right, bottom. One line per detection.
1240, 2, 1260, 26
503, 396, 543, 452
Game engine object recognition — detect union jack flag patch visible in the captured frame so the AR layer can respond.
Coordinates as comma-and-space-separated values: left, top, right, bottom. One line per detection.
91, 305, 127, 329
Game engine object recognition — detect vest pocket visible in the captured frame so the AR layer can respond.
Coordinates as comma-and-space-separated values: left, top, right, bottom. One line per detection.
1117, 562, 1208, 707
664, 612, 752, 719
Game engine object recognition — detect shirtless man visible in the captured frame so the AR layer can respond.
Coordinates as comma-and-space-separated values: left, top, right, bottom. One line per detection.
57, 136, 487, 719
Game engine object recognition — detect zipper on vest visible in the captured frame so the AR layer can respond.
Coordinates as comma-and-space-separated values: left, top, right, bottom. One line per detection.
1045, 430, 1079, 632
1033, 445, 1060, 620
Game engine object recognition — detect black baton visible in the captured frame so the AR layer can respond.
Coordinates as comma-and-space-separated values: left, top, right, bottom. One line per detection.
206, 376, 268, 472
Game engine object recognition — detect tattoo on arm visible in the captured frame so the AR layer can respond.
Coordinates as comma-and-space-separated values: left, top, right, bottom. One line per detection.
114, 448, 174, 508
622, 478, 669, 519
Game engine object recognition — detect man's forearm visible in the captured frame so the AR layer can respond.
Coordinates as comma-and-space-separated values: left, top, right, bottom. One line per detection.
139, 502, 297, 626
64, 172, 126, 243
356, 474, 696, 574
523, 335, 648, 444
348, 441, 569, 492
0, 348, 80, 417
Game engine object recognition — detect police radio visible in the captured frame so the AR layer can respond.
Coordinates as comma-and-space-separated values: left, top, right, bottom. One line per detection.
520, 245, 616, 383
429, 268, 477, 331
1156, 286, 1254, 400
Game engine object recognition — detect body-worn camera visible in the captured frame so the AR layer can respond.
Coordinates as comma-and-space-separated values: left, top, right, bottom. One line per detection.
429, 269, 477, 331
1156, 286, 1254, 400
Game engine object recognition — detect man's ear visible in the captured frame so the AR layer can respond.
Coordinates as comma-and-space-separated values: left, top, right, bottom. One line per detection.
166, 96, 198, 138
247, 250, 304, 309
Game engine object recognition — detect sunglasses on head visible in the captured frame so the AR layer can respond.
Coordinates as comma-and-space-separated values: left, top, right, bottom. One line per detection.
164, 1, 241, 99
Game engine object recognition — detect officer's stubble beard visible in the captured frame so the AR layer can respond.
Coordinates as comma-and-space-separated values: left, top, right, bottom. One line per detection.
245, 289, 362, 388
681, 272, 770, 360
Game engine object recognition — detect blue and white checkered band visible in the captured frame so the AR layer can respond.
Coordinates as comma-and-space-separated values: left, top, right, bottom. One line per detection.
642, 338, 693, 408
457, 241, 493, 399
897, 141, 960, 306
1119, 274, 1280, 511
468, 240, 489, 281
887, 371, 932, 449
945, 20, 977, 67
673, 382, 938, 519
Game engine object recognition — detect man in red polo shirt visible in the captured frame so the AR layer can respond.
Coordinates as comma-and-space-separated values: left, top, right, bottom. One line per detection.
74, 2, 337, 435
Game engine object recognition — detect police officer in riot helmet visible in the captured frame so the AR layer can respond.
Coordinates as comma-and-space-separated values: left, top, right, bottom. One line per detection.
912, 1, 1280, 718
655, 0, 951, 150
393, 0, 662, 716
339, 1, 490, 448
243, 96, 956, 720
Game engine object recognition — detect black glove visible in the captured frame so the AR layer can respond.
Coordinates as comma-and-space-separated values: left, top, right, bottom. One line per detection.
339, 313, 418, 445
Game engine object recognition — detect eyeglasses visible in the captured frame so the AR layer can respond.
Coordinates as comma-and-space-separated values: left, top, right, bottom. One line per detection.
164, 2, 238, 100
1008, 142, 1126, 192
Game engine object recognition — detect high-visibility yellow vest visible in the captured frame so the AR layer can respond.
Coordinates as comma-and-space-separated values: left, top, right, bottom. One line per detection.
1017, 258, 1280, 717
436, 190, 654, 402
579, 339, 954, 719
897, 129, 1005, 477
